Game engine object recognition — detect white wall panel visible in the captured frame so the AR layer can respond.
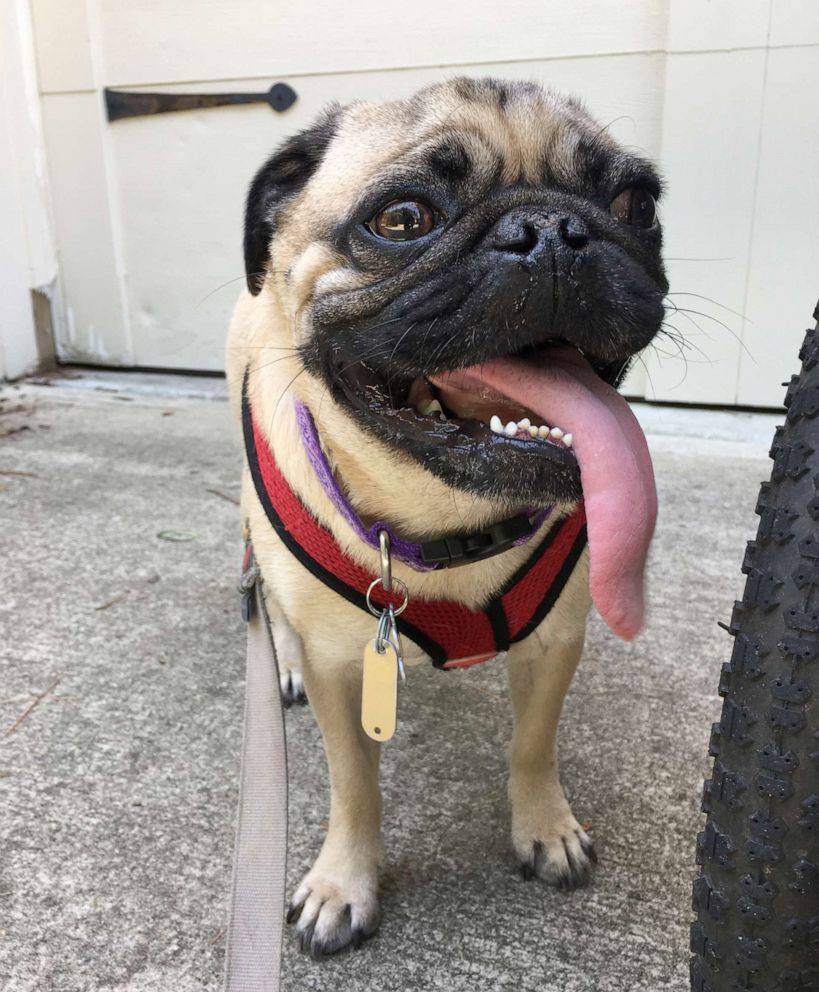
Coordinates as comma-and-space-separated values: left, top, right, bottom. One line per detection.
29, 0, 95, 93
666, 0, 772, 51
769, 0, 819, 46
0, 123, 39, 378
644, 50, 767, 404
28, 0, 818, 404
40, 93, 131, 364
110, 54, 663, 368
90, 0, 667, 90
737, 46, 819, 406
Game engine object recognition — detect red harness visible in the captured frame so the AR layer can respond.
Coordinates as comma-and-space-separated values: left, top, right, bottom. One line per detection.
243, 392, 587, 669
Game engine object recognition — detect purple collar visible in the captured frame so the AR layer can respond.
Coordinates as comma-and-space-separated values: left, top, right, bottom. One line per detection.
294, 401, 552, 572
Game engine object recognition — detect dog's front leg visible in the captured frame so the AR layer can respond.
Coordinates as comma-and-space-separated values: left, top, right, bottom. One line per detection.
287, 652, 382, 956
506, 634, 596, 889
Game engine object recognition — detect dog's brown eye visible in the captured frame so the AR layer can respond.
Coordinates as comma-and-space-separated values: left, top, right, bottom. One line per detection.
609, 188, 656, 228
368, 200, 436, 241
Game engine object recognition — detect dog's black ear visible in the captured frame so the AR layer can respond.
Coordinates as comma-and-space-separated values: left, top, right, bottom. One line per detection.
244, 106, 341, 295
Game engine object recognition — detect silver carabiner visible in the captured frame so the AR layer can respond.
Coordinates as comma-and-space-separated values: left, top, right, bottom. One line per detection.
386, 603, 406, 682
374, 605, 405, 679
375, 609, 392, 653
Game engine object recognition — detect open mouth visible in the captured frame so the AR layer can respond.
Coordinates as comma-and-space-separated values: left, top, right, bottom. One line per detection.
407, 360, 575, 449
332, 340, 607, 483
329, 341, 657, 642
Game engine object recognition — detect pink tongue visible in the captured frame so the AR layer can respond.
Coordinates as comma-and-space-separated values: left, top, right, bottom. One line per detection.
430, 348, 657, 639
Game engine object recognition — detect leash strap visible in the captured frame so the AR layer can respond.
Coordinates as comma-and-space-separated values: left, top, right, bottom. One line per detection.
224, 578, 287, 992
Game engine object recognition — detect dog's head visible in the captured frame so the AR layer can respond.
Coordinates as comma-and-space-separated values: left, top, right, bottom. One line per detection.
244, 78, 667, 637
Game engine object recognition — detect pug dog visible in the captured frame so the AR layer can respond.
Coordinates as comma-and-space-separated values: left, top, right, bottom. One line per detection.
226, 76, 666, 957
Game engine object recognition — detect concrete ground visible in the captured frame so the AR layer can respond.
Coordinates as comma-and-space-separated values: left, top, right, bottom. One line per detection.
0, 370, 782, 992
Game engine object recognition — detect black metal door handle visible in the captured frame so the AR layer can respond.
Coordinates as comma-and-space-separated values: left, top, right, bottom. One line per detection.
104, 82, 297, 122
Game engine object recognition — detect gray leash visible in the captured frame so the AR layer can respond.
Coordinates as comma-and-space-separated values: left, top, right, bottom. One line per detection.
224, 564, 288, 992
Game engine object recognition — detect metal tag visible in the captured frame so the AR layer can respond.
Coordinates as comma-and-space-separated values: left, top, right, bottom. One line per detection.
361, 638, 399, 742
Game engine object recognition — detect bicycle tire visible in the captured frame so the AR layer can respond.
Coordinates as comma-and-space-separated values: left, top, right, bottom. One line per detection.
690, 307, 819, 992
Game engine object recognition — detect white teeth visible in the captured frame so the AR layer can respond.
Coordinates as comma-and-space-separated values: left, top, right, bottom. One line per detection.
487, 414, 575, 448
418, 398, 443, 416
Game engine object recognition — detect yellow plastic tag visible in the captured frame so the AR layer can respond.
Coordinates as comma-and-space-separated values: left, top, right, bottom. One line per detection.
361, 638, 399, 741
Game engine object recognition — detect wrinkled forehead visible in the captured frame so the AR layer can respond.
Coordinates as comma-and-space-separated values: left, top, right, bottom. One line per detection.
304, 79, 623, 219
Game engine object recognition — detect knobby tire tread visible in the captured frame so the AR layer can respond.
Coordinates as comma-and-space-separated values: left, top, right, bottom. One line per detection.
690, 319, 819, 992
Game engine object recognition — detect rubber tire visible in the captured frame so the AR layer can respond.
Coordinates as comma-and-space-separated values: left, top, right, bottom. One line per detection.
690, 315, 819, 992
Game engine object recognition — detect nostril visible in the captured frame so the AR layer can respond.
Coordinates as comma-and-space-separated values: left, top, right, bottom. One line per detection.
492, 220, 539, 255
559, 216, 589, 250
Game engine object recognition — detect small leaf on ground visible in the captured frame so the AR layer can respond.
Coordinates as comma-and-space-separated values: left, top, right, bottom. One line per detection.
157, 530, 197, 542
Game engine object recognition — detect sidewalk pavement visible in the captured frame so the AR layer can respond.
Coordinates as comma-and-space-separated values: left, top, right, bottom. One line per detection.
0, 370, 781, 991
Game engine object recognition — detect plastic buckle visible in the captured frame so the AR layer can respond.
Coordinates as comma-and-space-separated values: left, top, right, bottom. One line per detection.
419, 513, 533, 567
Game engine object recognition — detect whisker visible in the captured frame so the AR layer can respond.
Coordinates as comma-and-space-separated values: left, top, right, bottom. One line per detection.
664, 256, 734, 263
228, 345, 298, 351
633, 351, 657, 399
666, 301, 754, 362
448, 486, 467, 529
196, 269, 292, 308
424, 326, 462, 371
268, 366, 308, 440
196, 275, 250, 307
385, 322, 420, 404
647, 340, 691, 388
659, 322, 713, 363
246, 354, 302, 376
594, 115, 634, 139
667, 291, 751, 322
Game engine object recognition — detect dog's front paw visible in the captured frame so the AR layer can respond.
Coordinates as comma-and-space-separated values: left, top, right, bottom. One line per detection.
287, 857, 380, 957
512, 803, 597, 891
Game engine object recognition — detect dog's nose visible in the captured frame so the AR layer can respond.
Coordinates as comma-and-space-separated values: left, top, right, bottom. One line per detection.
558, 215, 590, 250
490, 209, 589, 257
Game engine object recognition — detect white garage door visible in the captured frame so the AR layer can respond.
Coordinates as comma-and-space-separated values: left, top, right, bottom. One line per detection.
31, 0, 819, 407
